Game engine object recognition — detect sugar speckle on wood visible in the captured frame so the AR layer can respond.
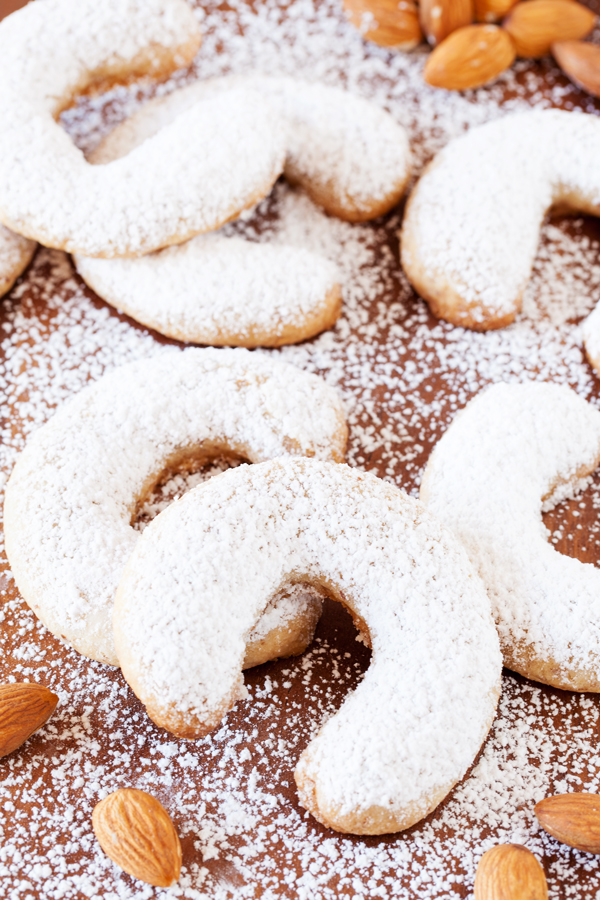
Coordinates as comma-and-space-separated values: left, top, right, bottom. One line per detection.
1, 0, 600, 896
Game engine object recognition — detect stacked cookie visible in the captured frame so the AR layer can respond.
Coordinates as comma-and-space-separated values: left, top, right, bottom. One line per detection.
0, 0, 412, 347
3, 0, 600, 865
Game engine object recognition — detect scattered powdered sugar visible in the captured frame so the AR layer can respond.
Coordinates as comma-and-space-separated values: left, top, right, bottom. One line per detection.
0, 0, 600, 896
420, 382, 600, 683
134, 458, 241, 530
401, 110, 600, 328
521, 220, 600, 329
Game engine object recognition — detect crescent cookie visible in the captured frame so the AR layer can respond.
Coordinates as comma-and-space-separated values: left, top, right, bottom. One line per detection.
0, 225, 35, 298
401, 110, 600, 331
113, 458, 502, 836
0, 0, 286, 258
88, 75, 412, 224
420, 382, 600, 691
4, 349, 347, 667
75, 236, 342, 348
73, 74, 411, 346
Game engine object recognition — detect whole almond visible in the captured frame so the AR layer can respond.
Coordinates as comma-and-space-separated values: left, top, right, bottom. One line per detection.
535, 792, 600, 854
420, 0, 474, 47
474, 0, 518, 23
343, 0, 422, 49
503, 0, 596, 59
553, 40, 600, 98
475, 844, 548, 900
424, 24, 516, 89
0, 682, 58, 757
93, 788, 182, 887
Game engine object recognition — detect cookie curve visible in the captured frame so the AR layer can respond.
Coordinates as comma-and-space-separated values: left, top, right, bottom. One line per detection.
72, 72, 412, 346
295, 683, 500, 835
113, 457, 502, 835
88, 73, 412, 223
0, 224, 36, 298
0, 0, 287, 258
3, 349, 347, 666
74, 237, 343, 348
401, 110, 600, 331
420, 381, 600, 691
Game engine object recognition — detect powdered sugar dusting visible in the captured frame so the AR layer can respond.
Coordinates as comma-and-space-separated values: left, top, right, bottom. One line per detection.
4, 349, 345, 667
87, 74, 411, 217
0, 0, 289, 257
401, 110, 600, 328
75, 235, 341, 347
1, 0, 600, 895
420, 383, 600, 685
115, 458, 501, 828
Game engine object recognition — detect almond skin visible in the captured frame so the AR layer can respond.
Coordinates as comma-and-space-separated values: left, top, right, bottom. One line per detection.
343, 0, 422, 49
474, 0, 518, 23
553, 40, 600, 98
420, 0, 474, 47
93, 788, 182, 887
503, 0, 596, 59
535, 792, 600, 854
0, 682, 58, 758
475, 844, 548, 900
424, 24, 516, 90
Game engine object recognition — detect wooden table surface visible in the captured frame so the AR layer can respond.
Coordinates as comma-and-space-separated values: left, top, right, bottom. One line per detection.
1, 0, 600, 897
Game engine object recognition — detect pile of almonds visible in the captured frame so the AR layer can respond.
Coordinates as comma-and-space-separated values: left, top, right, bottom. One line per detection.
342, 0, 600, 95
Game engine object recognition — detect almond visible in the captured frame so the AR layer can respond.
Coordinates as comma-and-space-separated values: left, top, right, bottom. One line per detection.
424, 24, 516, 89
420, 0, 474, 47
0, 682, 58, 758
553, 40, 600, 98
93, 788, 182, 887
503, 0, 596, 59
475, 844, 548, 900
474, 0, 518, 23
343, 0, 422, 49
535, 792, 600, 854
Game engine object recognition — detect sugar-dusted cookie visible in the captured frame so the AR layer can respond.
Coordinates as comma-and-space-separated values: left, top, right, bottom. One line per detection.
114, 457, 501, 835
401, 110, 600, 330
421, 382, 600, 691
0, 0, 286, 257
74, 73, 411, 345
4, 350, 347, 667
0, 225, 36, 298
89, 74, 412, 223
75, 237, 342, 347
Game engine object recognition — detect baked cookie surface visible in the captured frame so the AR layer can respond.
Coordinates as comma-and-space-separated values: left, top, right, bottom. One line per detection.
114, 458, 501, 835
421, 382, 600, 691
4, 349, 346, 666
0, 0, 287, 257
401, 110, 600, 330
1, 0, 600, 894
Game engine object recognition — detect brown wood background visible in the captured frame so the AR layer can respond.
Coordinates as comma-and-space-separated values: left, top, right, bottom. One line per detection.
1, 0, 600, 898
